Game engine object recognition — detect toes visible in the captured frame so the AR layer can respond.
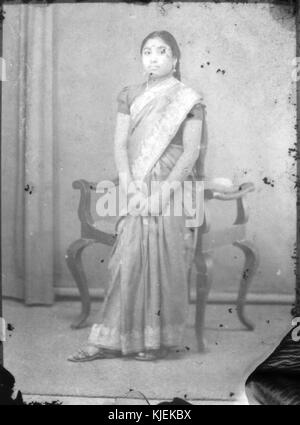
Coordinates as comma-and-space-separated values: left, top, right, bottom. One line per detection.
67, 352, 78, 360
67, 349, 87, 361
67, 346, 122, 362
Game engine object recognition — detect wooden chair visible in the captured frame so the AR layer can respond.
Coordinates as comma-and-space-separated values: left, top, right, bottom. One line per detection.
65, 177, 259, 351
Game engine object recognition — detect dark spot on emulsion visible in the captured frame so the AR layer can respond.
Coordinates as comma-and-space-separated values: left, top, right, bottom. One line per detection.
28, 400, 62, 406
288, 144, 300, 161
293, 176, 300, 190
156, 310, 161, 316
7, 323, 14, 332
215, 342, 219, 345
291, 247, 299, 264
262, 177, 275, 187
266, 320, 270, 324
185, 346, 190, 351
229, 392, 235, 397
206, 62, 210, 65
243, 268, 250, 280
216, 69, 226, 75
100, 259, 104, 263
228, 308, 233, 313
219, 324, 224, 328
24, 184, 34, 195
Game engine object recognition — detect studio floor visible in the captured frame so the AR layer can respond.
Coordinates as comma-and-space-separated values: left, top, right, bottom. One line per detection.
3, 299, 293, 405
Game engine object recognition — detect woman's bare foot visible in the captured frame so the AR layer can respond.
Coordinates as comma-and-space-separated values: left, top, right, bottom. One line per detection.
134, 347, 169, 361
68, 344, 121, 362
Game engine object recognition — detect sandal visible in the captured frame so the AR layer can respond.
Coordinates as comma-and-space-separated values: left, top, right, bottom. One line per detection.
68, 344, 122, 362
134, 348, 169, 361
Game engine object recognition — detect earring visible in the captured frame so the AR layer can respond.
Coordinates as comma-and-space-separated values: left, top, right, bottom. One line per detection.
172, 64, 176, 73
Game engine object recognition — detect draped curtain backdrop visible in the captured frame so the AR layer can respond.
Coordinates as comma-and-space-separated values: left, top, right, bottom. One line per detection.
2, 2, 296, 306
3, 5, 56, 304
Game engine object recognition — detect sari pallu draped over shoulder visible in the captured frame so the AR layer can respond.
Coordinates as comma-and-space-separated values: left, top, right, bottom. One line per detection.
128, 76, 207, 182
88, 77, 208, 355
125, 77, 208, 230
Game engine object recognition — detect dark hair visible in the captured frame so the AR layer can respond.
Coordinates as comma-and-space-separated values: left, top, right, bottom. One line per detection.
140, 31, 181, 81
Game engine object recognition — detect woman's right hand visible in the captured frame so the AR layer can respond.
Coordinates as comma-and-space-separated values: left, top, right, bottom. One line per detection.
127, 189, 149, 216
119, 179, 146, 216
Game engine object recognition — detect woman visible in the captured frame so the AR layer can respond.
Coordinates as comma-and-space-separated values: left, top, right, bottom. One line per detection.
68, 30, 208, 362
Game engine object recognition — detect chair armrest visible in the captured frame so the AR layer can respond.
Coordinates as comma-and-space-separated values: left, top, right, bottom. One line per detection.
204, 182, 255, 226
89, 175, 120, 191
204, 182, 255, 201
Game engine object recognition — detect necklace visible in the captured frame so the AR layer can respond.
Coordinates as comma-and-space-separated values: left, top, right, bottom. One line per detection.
146, 72, 174, 91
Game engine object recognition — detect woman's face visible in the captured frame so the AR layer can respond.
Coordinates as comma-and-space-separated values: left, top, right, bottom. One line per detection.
141, 37, 177, 79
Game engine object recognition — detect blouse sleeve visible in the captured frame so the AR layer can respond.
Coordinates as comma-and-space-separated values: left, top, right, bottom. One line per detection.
117, 86, 130, 115
186, 103, 204, 120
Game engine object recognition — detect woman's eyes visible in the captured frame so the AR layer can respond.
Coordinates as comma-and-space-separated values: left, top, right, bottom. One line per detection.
143, 48, 168, 55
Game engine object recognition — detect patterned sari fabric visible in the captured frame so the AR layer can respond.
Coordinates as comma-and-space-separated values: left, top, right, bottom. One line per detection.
89, 77, 207, 355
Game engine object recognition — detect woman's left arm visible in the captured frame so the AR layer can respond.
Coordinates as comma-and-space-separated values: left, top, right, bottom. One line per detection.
145, 117, 203, 215
164, 118, 203, 186
160, 119, 203, 209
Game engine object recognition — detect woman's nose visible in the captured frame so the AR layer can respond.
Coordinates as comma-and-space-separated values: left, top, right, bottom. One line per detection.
149, 55, 158, 63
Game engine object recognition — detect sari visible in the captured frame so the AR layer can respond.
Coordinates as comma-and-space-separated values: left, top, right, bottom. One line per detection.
89, 76, 208, 355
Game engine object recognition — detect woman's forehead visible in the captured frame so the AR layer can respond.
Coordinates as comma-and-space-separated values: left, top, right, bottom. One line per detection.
143, 37, 171, 50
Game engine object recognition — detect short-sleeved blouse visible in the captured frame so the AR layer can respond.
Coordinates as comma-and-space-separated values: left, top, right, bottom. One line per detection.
117, 84, 204, 146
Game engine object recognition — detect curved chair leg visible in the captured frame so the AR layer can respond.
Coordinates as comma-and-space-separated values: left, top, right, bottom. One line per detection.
194, 252, 213, 352
65, 238, 97, 329
187, 263, 193, 304
233, 240, 259, 330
